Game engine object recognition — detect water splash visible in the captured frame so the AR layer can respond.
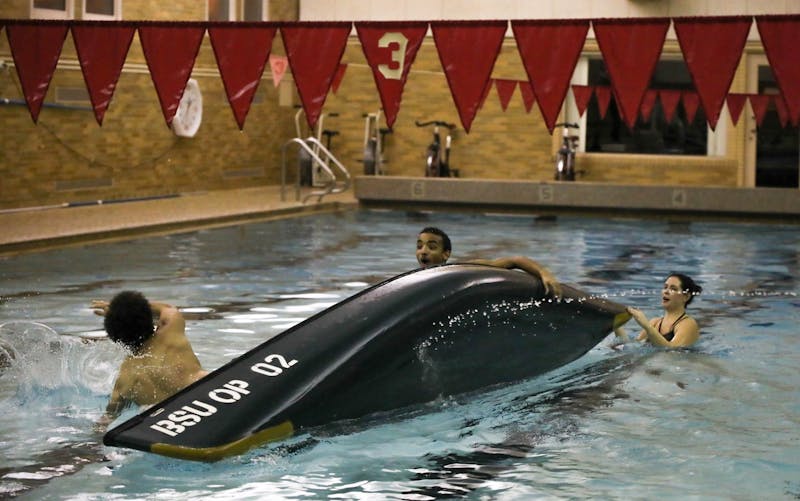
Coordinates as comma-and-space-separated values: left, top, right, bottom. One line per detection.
0, 321, 123, 396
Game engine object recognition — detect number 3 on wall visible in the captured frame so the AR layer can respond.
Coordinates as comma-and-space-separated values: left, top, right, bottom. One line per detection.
377, 32, 408, 80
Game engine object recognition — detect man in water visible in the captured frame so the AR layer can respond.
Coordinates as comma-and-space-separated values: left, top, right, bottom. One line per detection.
416, 226, 561, 297
92, 291, 208, 427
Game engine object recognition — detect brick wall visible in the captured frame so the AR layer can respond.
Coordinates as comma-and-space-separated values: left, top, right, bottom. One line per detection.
577, 154, 737, 185
0, 0, 301, 209
326, 38, 741, 186
324, 39, 555, 181
0, 1, 755, 210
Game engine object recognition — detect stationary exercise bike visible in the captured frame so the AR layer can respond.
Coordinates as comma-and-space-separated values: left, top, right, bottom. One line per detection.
415, 120, 457, 177
295, 107, 340, 186
363, 110, 392, 175
554, 122, 580, 181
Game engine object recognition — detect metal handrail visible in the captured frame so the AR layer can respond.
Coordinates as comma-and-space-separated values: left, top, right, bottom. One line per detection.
280, 137, 351, 204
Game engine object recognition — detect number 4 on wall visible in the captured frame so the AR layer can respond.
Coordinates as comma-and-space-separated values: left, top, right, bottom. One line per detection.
671, 188, 687, 207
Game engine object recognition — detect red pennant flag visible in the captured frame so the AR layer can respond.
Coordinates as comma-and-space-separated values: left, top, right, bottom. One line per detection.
71, 23, 135, 126
512, 19, 589, 133
331, 63, 347, 94
640, 89, 658, 122
726, 93, 748, 126
595, 86, 612, 119
748, 94, 771, 126
208, 24, 276, 130
674, 16, 751, 130
757, 15, 800, 126
682, 91, 700, 124
594, 18, 670, 129
571, 85, 593, 118
355, 21, 427, 129
478, 78, 494, 110
281, 22, 351, 129
139, 24, 205, 128
431, 20, 507, 133
774, 94, 789, 127
495, 79, 517, 111
519, 80, 536, 113
5, 21, 69, 123
269, 55, 288, 87
659, 90, 682, 123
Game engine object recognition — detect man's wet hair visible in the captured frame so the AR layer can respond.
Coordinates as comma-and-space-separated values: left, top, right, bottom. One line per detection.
669, 273, 702, 306
419, 227, 452, 253
105, 291, 154, 354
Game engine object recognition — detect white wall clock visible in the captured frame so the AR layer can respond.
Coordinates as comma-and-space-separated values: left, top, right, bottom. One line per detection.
171, 78, 202, 138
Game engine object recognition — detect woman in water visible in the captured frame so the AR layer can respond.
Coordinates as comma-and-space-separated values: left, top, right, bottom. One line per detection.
617, 273, 702, 348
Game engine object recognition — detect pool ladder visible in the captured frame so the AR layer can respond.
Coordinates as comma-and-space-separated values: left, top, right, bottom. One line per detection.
281, 137, 351, 204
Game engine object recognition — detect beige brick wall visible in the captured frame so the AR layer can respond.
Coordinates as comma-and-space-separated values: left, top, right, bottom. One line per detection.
326, 38, 554, 181
0, 0, 300, 209
577, 154, 738, 185
327, 38, 743, 186
0, 1, 762, 209
123, 1, 202, 20
0, 43, 299, 208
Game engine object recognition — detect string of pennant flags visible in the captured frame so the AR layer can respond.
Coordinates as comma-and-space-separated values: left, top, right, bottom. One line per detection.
484, 80, 794, 128
2, 15, 798, 134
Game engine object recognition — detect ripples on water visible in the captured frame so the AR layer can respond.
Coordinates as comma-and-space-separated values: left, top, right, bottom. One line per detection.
0, 210, 798, 499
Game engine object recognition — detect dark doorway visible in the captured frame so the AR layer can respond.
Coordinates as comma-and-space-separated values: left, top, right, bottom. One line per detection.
756, 66, 799, 188
586, 59, 707, 156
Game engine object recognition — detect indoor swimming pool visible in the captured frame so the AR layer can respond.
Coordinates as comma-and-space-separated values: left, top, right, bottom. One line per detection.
1, 209, 798, 499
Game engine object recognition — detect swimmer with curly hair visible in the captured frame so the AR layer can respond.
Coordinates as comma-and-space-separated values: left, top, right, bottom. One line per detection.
92, 291, 208, 427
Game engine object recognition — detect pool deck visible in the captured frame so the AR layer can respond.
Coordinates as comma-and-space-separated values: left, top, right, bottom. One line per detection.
2, 177, 799, 256
0, 186, 358, 257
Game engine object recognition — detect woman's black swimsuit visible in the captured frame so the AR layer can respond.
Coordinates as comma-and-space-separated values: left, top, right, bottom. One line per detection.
657, 312, 687, 341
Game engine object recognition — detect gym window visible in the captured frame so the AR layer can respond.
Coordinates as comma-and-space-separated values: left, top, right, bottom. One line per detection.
82, 0, 121, 20
208, 0, 269, 21
208, 0, 234, 21
243, 0, 268, 21
584, 58, 708, 156
31, 0, 73, 19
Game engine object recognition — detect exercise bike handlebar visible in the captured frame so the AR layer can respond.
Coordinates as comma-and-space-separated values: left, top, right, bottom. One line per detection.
554, 122, 580, 128
415, 120, 456, 129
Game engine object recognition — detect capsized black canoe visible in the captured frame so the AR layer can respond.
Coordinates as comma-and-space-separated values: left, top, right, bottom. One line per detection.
104, 264, 630, 461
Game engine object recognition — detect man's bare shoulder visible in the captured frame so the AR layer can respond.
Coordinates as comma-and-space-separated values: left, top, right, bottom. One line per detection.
112, 356, 141, 398
151, 327, 196, 360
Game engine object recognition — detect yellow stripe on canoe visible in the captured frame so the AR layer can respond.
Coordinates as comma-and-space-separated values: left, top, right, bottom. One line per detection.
150, 420, 294, 462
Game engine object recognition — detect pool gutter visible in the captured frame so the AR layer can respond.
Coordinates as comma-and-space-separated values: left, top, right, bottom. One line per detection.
354, 176, 800, 223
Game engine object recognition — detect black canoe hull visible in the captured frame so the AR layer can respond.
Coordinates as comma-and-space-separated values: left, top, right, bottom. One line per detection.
104, 264, 629, 461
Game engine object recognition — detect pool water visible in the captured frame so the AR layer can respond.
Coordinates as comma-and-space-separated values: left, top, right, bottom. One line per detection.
1, 209, 798, 499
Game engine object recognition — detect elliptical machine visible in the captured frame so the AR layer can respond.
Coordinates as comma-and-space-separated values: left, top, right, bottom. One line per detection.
554, 122, 580, 181
415, 120, 456, 177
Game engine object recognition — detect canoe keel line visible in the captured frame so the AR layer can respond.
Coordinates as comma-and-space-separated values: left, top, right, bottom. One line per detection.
104, 264, 630, 461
